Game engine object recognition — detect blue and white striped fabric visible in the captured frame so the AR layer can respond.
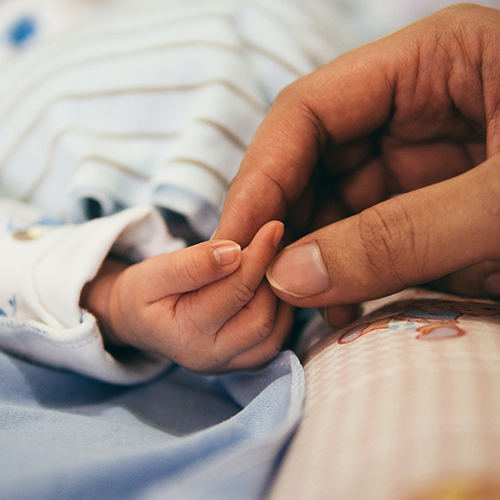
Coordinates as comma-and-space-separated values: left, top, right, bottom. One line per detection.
0, 0, 350, 239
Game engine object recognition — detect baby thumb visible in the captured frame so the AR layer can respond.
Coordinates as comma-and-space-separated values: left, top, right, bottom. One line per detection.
266, 155, 500, 308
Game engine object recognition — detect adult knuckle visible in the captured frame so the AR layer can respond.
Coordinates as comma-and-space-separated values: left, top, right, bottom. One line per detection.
274, 79, 300, 104
275, 78, 325, 144
356, 198, 420, 289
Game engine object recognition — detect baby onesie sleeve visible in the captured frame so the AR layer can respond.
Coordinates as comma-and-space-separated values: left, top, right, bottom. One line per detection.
0, 200, 184, 384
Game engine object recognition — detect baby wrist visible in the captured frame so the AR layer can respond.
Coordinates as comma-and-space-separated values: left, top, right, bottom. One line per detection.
80, 258, 128, 346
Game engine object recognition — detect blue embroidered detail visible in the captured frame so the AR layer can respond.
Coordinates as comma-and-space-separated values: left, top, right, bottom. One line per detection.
9, 296, 17, 315
7, 16, 37, 47
37, 217, 61, 226
0, 296, 17, 317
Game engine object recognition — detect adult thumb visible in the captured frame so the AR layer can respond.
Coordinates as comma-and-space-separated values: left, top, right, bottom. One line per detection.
266, 155, 500, 308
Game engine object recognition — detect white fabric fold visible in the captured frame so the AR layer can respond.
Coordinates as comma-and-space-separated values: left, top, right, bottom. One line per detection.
0, 203, 183, 383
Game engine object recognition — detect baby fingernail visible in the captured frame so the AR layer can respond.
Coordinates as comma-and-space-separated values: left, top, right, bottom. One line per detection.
485, 272, 500, 296
272, 222, 285, 248
214, 242, 241, 266
267, 242, 331, 297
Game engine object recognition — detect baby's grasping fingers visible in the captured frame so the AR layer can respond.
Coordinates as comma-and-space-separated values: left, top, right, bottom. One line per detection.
81, 221, 294, 373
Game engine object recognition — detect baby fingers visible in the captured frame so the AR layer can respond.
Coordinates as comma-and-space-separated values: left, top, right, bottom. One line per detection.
133, 239, 242, 303
166, 221, 292, 373
181, 220, 285, 335
177, 283, 293, 374
211, 283, 294, 372
222, 300, 294, 372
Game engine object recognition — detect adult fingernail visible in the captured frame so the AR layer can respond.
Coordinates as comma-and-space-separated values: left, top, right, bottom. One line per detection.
484, 272, 500, 296
214, 242, 241, 266
267, 242, 331, 297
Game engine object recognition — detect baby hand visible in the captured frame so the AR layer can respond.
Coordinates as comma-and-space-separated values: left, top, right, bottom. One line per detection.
81, 221, 294, 373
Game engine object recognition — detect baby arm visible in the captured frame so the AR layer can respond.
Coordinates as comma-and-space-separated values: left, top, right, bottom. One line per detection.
80, 221, 294, 373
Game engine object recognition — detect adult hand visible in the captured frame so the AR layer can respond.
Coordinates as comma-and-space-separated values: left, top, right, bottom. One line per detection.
215, 4, 500, 325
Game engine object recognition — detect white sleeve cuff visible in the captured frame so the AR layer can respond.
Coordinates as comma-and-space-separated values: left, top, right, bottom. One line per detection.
0, 204, 184, 384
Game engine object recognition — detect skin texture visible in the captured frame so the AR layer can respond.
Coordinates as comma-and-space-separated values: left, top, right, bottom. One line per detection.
215, 4, 500, 325
81, 221, 293, 374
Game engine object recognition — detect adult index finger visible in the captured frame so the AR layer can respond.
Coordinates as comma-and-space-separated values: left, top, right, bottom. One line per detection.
214, 24, 399, 246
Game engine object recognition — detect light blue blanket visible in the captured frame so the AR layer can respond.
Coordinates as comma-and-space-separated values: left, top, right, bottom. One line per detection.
0, 350, 304, 499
